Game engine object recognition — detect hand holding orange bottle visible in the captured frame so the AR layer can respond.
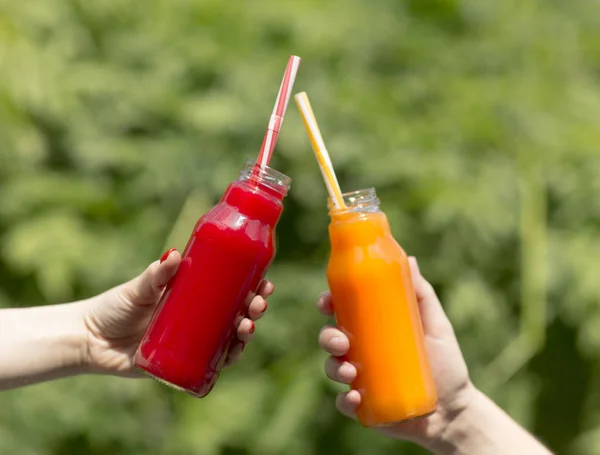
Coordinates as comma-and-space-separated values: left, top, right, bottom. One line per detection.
318, 258, 553, 455
318, 256, 471, 448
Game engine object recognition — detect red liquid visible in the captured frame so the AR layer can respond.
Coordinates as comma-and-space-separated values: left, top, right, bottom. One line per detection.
134, 178, 285, 397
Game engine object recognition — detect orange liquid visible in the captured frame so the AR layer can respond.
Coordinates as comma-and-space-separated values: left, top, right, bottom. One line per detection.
327, 211, 437, 427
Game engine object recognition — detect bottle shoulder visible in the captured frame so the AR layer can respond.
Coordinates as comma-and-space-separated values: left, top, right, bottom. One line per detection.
328, 234, 406, 265
195, 203, 275, 243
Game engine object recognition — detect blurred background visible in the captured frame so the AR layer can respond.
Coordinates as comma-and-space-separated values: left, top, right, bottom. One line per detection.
0, 0, 599, 453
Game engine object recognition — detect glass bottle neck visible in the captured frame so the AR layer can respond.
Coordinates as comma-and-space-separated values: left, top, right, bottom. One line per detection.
220, 163, 290, 227
240, 161, 291, 200
329, 211, 392, 248
328, 188, 380, 216
327, 188, 388, 247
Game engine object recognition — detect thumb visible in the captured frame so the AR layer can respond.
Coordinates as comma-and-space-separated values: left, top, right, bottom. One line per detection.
121, 248, 182, 307
408, 256, 454, 339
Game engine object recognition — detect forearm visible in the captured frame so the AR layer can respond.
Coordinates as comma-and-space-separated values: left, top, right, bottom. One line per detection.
0, 303, 88, 390
433, 388, 552, 455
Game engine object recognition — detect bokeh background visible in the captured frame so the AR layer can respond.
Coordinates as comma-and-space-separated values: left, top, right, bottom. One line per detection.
0, 0, 599, 453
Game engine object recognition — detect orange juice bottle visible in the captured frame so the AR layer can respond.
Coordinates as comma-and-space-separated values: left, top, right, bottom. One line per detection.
326, 188, 437, 427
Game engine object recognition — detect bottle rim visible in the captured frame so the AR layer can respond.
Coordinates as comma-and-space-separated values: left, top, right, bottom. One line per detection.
328, 188, 380, 214
239, 161, 291, 196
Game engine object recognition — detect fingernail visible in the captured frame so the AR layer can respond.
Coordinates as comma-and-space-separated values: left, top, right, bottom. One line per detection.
249, 321, 255, 334
409, 256, 422, 276
158, 284, 166, 289
262, 301, 268, 313
240, 341, 246, 352
160, 248, 177, 264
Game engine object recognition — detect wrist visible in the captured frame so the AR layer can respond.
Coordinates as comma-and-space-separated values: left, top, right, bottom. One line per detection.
428, 382, 482, 455
50, 301, 91, 376
0, 302, 90, 390
430, 385, 552, 455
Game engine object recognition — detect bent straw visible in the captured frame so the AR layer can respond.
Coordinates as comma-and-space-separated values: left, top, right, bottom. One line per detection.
256, 55, 302, 169
294, 92, 346, 209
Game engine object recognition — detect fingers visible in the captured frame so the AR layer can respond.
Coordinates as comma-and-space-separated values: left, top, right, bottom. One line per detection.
156, 248, 181, 284
243, 280, 272, 320
236, 318, 255, 343
317, 291, 334, 317
316, 294, 359, 421
122, 248, 182, 306
224, 319, 252, 368
408, 256, 454, 338
257, 280, 274, 300
247, 294, 269, 321
318, 325, 350, 357
408, 256, 438, 304
225, 340, 245, 367
325, 357, 357, 384
227, 281, 272, 366
336, 390, 360, 420
227, 311, 258, 367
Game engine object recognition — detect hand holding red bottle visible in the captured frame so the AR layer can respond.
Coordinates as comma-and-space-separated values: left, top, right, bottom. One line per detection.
82, 248, 272, 377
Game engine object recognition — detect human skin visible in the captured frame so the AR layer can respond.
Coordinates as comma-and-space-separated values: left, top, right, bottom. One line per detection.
317, 256, 553, 455
0, 248, 272, 390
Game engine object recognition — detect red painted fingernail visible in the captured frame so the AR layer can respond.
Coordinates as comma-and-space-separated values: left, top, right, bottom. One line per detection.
249, 321, 255, 334
158, 284, 166, 289
160, 248, 177, 264
262, 301, 268, 313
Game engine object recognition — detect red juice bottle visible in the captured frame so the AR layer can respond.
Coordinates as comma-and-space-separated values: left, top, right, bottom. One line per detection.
134, 162, 291, 397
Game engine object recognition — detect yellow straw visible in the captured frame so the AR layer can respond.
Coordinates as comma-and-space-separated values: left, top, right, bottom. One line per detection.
294, 92, 346, 209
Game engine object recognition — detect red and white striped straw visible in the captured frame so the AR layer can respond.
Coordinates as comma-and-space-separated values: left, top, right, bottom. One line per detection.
256, 55, 302, 169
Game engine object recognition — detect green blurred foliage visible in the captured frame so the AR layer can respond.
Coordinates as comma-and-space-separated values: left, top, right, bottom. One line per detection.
0, 0, 600, 453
